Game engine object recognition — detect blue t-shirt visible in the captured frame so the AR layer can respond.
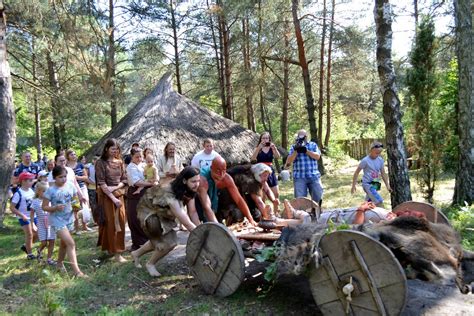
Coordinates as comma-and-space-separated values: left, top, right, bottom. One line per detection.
44, 182, 77, 228
14, 163, 41, 177
200, 167, 218, 212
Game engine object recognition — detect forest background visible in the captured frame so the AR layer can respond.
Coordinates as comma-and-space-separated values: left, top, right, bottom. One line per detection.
3, 0, 472, 208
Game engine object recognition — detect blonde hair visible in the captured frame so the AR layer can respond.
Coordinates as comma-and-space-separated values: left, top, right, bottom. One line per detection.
35, 182, 49, 198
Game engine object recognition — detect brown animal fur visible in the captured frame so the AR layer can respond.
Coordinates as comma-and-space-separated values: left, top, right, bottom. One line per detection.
275, 217, 472, 294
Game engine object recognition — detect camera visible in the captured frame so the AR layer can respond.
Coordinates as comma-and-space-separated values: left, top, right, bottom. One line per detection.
295, 136, 307, 153
265, 142, 271, 146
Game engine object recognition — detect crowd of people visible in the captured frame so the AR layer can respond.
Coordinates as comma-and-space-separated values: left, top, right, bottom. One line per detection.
9, 131, 392, 278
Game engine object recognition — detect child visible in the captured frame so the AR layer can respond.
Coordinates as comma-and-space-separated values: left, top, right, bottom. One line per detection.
134, 154, 159, 194
42, 166, 87, 278
30, 182, 56, 265
10, 172, 37, 259
38, 170, 49, 184
351, 141, 392, 207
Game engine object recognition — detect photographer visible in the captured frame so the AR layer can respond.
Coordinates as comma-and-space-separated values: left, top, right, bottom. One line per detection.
285, 129, 323, 206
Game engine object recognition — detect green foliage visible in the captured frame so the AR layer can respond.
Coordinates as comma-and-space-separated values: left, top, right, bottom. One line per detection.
255, 245, 278, 282
434, 59, 459, 172
405, 16, 440, 202
442, 203, 474, 250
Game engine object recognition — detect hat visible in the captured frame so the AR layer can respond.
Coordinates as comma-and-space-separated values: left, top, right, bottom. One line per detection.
38, 170, 48, 177
18, 172, 35, 182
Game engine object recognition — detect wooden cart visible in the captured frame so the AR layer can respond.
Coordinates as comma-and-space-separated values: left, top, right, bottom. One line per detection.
185, 200, 450, 315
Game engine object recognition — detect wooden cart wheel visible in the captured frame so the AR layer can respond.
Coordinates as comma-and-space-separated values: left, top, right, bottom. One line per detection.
392, 201, 451, 226
308, 230, 407, 315
186, 222, 245, 297
289, 197, 321, 219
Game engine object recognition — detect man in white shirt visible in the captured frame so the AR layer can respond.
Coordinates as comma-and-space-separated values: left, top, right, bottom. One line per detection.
191, 138, 219, 169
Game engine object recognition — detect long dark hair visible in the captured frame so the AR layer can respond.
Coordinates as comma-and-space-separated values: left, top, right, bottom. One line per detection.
257, 132, 271, 146
100, 138, 122, 161
171, 166, 200, 201
164, 142, 176, 160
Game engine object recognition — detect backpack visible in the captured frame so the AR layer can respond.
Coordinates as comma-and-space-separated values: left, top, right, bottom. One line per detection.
11, 189, 22, 211
11, 189, 32, 212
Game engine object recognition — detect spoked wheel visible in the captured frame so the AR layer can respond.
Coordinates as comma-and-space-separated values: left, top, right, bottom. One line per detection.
308, 230, 407, 315
186, 222, 245, 297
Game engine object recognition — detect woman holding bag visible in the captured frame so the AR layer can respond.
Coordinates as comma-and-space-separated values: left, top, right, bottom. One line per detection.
95, 138, 127, 262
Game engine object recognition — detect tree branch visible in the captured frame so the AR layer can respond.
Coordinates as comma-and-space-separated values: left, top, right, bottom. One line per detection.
263, 55, 301, 66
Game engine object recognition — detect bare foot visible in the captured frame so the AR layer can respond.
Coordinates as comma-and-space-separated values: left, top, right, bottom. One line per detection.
114, 254, 127, 263
74, 272, 89, 279
283, 199, 295, 219
131, 250, 142, 268
145, 263, 161, 277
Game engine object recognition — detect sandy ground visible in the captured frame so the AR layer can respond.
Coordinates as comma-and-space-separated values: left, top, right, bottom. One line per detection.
126, 228, 473, 315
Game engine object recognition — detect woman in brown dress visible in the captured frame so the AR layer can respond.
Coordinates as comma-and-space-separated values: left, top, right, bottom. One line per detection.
95, 138, 128, 262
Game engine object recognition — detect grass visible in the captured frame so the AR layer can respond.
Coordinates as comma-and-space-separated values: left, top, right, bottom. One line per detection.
0, 158, 472, 314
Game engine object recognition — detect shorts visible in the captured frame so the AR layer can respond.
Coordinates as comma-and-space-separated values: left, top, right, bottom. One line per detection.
18, 217, 37, 227
267, 168, 278, 188
362, 183, 383, 204
51, 222, 75, 233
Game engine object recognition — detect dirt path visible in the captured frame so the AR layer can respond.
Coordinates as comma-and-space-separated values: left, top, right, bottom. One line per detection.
149, 230, 473, 315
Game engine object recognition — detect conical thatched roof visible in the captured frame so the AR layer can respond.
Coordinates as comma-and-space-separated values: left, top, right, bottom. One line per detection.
86, 73, 259, 165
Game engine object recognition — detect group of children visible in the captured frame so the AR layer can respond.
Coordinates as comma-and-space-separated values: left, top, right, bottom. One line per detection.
9, 137, 390, 280
10, 166, 87, 278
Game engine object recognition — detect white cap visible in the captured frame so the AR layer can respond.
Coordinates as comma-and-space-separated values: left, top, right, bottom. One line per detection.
38, 170, 48, 177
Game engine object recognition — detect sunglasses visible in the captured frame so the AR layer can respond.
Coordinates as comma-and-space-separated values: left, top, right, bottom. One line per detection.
372, 144, 384, 149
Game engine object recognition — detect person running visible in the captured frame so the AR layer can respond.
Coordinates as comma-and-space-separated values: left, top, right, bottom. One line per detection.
43, 166, 87, 277
30, 182, 56, 265
10, 172, 37, 260
351, 141, 392, 207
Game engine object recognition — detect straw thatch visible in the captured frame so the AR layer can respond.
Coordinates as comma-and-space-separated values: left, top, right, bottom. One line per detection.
86, 73, 259, 165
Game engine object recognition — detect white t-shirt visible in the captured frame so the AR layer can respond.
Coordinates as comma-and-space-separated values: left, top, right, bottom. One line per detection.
126, 162, 145, 186
191, 150, 218, 169
47, 166, 76, 184
359, 156, 385, 185
11, 187, 35, 219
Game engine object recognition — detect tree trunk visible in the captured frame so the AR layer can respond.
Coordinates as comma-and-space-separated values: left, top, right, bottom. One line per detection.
0, 2, 16, 227
453, 0, 474, 205
374, 0, 412, 207
108, 0, 117, 128
46, 52, 62, 152
281, 19, 290, 150
414, 0, 418, 29
257, 0, 269, 132
291, 0, 318, 142
242, 16, 255, 131
207, 0, 226, 115
222, 15, 233, 120
318, 0, 327, 147
31, 37, 42, 161
170, 0, 182, 94
324, 0, 335, 148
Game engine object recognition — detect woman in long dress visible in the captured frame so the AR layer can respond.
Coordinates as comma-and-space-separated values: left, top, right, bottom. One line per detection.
95, 138, 127, 262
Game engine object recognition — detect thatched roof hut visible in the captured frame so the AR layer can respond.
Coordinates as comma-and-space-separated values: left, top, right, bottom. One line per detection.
86, 73, 259, 165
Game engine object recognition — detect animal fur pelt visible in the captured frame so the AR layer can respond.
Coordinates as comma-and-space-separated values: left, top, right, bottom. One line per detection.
274, 217, 472, 294
274, 223, 327, 277
359, 216, 470, 294
217, 165, 262, 224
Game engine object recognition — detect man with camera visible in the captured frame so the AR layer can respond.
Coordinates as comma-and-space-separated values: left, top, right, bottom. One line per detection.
285, 129, 323, 206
